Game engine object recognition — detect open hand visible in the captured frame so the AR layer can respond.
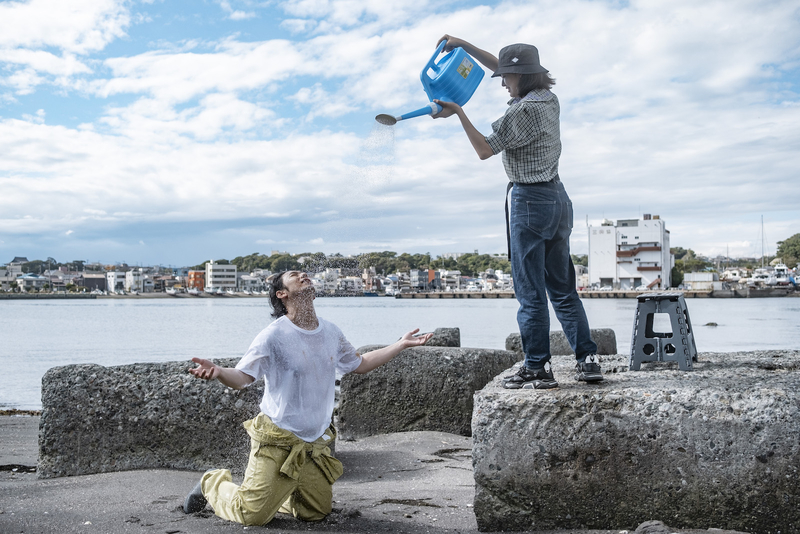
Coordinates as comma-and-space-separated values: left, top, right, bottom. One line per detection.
189, 357, 221, 380
401, 328, 434, 347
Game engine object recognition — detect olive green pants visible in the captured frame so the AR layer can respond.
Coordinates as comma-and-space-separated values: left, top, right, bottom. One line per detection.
201, 414, 342, 526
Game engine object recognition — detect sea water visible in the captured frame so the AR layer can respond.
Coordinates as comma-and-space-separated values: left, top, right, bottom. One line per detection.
1, 297, 799, 410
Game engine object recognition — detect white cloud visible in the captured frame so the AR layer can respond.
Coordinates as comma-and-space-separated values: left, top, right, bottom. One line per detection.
280, 19, 317, 34
1, 0, 799, 265
0, 0, 129, 54
0, 0, 128, 94
218, 0, 256, 20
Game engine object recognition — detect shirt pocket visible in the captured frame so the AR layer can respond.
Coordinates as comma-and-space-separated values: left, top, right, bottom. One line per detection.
524, 200, 560, 239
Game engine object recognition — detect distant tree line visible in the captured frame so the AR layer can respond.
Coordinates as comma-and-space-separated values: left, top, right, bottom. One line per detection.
192, 251, 512, 278
777, 233, 800, 267
19, 258, 89, 273
18, 234, 799, 281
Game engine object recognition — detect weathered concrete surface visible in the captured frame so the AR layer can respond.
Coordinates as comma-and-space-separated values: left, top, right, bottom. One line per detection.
505, 328, 617, 356
426, 327, 461, 347
473, 350, 800, 533
3, 415, 749, 534
39, 359, 262, 478
339, 346, 520, 439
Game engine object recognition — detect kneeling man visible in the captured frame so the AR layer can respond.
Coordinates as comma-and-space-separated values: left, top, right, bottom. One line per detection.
183, 270, 431, 526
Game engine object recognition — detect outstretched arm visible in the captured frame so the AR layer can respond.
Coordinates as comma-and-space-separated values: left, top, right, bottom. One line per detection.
434, 100, 495, 160
436, 34, 498, 73
353, 328, 433, 374
189, 357, 255, 390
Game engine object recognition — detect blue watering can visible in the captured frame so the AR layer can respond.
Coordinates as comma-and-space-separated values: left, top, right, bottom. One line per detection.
375, 41, 485, 125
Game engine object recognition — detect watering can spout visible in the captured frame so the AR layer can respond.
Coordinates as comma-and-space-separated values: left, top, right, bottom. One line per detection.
375, 102, 442, 125
375, 42, 483, 125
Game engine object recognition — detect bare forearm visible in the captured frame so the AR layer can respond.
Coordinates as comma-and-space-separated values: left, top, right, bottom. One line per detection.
216, 368, 255, 389
440, 35, 498, 72
456, 109, 494, 160
458, 42, 498, 73
354, 341, 407, 374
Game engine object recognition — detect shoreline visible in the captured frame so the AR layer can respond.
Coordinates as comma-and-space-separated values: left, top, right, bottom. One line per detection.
0, 409, 41, 416
1, 288, 797, 300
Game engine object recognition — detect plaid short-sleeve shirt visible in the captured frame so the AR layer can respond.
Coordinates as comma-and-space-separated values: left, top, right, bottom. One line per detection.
485, 89, 561, 184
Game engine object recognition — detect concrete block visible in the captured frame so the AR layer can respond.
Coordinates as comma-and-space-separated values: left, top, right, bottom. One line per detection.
339, 346, 520, 439
472, 350, 800, 533
425, 327, 461, 347
505, 328, 617, 356
38, 360, 262, 478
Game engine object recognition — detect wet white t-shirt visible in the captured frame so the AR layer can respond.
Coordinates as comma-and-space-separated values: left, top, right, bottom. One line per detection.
235, 316, 362, 441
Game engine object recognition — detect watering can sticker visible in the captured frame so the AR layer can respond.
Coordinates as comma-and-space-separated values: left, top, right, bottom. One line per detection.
376, 41, 485, 125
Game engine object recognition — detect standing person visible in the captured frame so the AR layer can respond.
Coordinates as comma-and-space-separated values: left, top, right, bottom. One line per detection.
182, 270, 432, 525
433, 35, 602, 390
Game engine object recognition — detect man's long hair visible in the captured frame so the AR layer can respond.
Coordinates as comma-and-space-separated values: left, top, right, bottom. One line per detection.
267, 271, 288, 319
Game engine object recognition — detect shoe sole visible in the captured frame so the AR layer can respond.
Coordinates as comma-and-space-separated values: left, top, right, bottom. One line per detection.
503, 379, 559, 390
575, 372, 604, 383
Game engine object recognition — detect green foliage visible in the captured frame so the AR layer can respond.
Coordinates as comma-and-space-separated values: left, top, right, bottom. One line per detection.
571, 254, 588, 267
190, 251, 508, 279
357, 251, 432, 275
670, 247, 692, 260
777, 233, 800, 267
670, 247, 713, 281
430, 253, 510, 277
22, 257, 60, 273
671, 266, 684, 287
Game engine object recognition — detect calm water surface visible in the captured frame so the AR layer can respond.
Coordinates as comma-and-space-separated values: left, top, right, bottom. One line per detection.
2, 296, 798, 410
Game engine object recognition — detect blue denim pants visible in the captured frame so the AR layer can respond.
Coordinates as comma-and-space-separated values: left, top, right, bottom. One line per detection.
510, 179, 597, 368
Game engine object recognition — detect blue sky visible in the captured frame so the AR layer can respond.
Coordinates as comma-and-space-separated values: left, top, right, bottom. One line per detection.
2, 0, 799, 267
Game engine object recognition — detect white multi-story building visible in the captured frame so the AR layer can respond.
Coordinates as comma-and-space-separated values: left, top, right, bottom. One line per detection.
1, 257, 26, 290
439, 270, 462, 290
238, 274, 265, 292
125, 269, 143, 292
205, 261, 237, 291
337, 276, 363, 293
107, 272, 126, 292
124, 268, 154, 293
588, 214, 673, 290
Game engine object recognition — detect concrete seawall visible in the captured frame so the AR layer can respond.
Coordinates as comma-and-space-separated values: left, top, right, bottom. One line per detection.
473, 350, 800, 533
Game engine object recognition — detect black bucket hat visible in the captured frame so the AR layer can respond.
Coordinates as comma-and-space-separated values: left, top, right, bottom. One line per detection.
491, 43, 548, 77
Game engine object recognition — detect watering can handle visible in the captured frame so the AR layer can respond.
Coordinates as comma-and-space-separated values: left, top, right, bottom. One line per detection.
424, 40, 447, 74
420, 41, 447, 102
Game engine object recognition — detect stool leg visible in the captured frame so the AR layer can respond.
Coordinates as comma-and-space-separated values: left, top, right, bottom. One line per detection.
630, 299, 659, 370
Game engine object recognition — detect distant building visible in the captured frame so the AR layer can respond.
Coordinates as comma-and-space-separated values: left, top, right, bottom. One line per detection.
1, 257, 26, 290
588, 214, 673, 290
575, 264, 589, 289
205, 261, 237, 291
17, 272, 48, 291
125, 269, 144, 292
187, 270, 205, 291
683, 272, 722, 291
410, 269, 441, 291
439, 270, 462, 290
107, 272, 126, 292
337, 276, 363, 293
239, 274, 265, 292
75, 273, 107, 292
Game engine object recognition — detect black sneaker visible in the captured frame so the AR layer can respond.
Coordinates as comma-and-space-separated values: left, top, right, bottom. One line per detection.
503, 362, 558, 390
575, 354, 604, 383
183, 479, 207, 514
